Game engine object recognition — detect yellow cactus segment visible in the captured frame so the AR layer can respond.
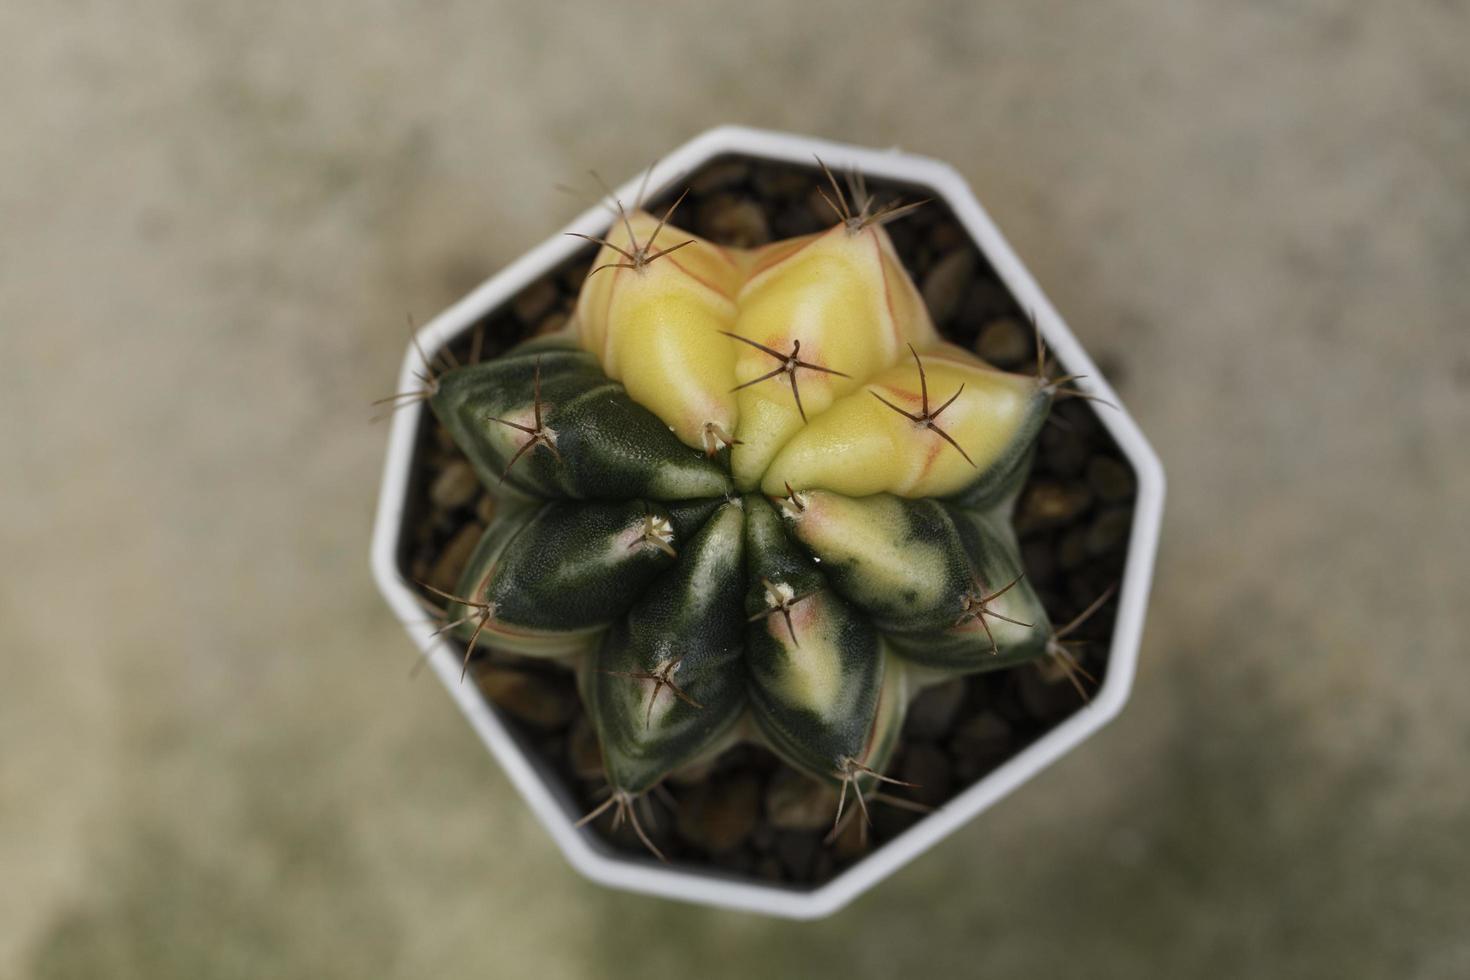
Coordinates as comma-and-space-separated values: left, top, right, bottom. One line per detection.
875, 229, 941, 352
571, 201, 1018, 495
726, 225, 925, 488
574, 211, 745, 451
762, 345, 1040, 498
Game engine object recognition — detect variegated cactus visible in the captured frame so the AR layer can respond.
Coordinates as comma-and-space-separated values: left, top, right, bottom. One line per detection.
419, 172, 1095, 855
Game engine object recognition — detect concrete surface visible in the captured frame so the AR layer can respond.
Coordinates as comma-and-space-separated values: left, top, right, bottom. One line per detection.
2, 1, 1467, 977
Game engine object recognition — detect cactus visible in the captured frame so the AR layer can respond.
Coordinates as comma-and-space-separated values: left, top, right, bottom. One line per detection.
411, 166, 1109, 855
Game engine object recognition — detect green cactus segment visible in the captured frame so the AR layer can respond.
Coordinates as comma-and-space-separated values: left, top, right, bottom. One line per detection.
781, 491, 974, 634
588, 502, 748, 794
742, 493, 827, 599
886, 507, 1051, 672
665, 497, 730, 543
451, 499, 679, 658
428, 338, 732, 501
742, 497, 884, 784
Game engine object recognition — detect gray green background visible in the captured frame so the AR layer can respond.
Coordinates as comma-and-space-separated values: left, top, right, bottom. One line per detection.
3, 1, 1467, 977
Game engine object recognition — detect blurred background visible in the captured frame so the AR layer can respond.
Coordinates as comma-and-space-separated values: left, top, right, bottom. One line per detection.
3, 1, 1467, 977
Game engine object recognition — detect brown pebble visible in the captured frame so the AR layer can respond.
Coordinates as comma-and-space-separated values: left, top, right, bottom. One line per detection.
961, 279, 1013, 324
689, 159, 750, 194
697, 195, 771, 248
1018, 663, 1086, 721
756, 855, 785, 882
1087, 456, 1136, 503
1085, 507, 1133, 556
765, 767, 837, 831
922, 249, 977, 324
559, 262, 592, 292
903, 678, 967, 740
930, 221, 966, 251
751, 167, 811, 199
675, 774, 761, 853
430, 460, 480, 511
975, 316, 1031, 368
1040, 423, 1090, 478
512, 278, 558, 324
1057, 527, 1090, 570
772, 205, 825, 239
1020, 538, 1057, 585
900, 743, 953, 809
428, 521, 484, 593
1017, 481, 1093, 533
830, 810, 868, 861
567, 715, 604, 780
774, 830, 821, 878
477, 666, 579, 730
948, 712, 1012, 765
475, 494, 497, 524
535, 311, 569, 336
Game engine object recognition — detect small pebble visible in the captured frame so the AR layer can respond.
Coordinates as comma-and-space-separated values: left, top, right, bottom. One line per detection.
559, 262, 592, 291
430, 460, 479, 511
948, 712, 1013, 770
536, 311, 569, 336
512, 278, 558, 324
676, 774, 761, 853
922, 250, 977, 324
830, 811, 868, 861
930, 221, 966, 251
1017, 481, 1093, 532
475, 494, 497, 524
1020, 538, 1057, 586
961, 279, 1013, 324
567, 716, 604, 780
974, 316, 1031, 368
903, 679, 967, 740
689, 159, 750, 194
765, 766, 837, 831
1085, 507, 1133, 556
900, 743, 953, 809
772, 205, 824, 239
697, 195, 770, 247
756, 855, 785, 882
1057, 527, 1090, 570
1040, 424, 1089, 478
775, 830, 821, 878
1087, 456, 1136, 503
428, 521, 483, 593
751, 167, 812, 200
1018, 663, 1086, 721
477, 666, 579, 730
712, 846, 757, 875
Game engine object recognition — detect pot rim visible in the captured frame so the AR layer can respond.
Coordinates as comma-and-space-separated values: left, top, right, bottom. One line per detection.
371, 125, 1166, 920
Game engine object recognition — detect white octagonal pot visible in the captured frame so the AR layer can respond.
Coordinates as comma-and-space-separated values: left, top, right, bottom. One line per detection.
371, 126, 1165, 919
